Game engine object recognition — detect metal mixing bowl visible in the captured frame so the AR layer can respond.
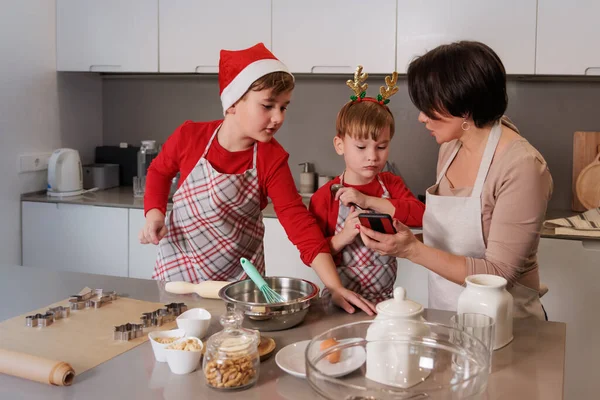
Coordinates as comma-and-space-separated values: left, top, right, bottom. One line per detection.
218, 277, 319, 332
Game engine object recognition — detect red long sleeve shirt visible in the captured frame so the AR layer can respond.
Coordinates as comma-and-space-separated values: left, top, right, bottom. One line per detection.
309, 173, 425, 264
145, 120, 329, 265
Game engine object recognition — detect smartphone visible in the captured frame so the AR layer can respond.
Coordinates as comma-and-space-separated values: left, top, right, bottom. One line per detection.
358, 213, 397, 234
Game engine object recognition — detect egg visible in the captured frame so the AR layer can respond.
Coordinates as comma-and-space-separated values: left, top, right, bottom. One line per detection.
320, 337, 341, 364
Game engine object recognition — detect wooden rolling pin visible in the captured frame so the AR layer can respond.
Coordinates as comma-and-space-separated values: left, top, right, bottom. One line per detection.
0, 349, 75, 386
165, 281, 230, 299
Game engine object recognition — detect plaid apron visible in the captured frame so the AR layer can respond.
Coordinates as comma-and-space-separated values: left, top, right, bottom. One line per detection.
153, 126, 265, 283
323, 174, 397, 303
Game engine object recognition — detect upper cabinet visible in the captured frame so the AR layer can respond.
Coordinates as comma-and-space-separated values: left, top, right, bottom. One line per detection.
396, 0, 537, 74
159, 0, 271, 73
536, 0, 600, 76
56, 0, 158, 72
272, 0, 397, 74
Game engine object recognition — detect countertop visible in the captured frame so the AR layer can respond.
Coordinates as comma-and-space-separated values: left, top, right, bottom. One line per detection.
21, 187, 598, 240
20, 187, 296, 218
0, 265, 566, 400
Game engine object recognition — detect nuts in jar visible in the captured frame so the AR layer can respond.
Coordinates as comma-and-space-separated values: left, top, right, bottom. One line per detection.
204, 354, 257, 388
202, 312, 260, 390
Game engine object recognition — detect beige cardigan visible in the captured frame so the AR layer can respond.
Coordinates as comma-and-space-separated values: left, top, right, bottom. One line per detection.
435, 118, 553, 291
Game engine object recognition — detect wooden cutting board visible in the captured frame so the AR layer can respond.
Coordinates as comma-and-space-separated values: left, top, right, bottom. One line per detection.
576, 149, 600, 210
0, 295, 177, 376
572, 132, 600, 211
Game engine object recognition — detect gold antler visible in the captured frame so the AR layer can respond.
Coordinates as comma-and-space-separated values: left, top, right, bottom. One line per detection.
346, 65, 368, 100
379, 71, 399, 103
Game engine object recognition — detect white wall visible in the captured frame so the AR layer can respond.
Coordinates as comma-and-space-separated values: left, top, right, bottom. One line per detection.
0, 0, 103, 265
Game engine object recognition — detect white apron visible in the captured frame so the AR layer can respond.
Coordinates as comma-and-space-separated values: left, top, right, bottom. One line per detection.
153, 126, 265, 283
423, 122, 544, 319
322, 173, 397, 303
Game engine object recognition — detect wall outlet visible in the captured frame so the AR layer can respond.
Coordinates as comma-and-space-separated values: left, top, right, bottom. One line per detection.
18, 153, 52, 173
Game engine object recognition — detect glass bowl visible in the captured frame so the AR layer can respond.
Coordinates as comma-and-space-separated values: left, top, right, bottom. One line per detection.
305, 320, 490, 400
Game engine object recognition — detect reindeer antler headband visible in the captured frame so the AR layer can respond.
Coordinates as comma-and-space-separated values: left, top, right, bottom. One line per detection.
346, 65, 399, 106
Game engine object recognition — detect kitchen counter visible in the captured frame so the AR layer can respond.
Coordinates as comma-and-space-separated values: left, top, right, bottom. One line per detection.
21, 188, 597, 240
20, 187, 308, 218
0, 265, 566, 400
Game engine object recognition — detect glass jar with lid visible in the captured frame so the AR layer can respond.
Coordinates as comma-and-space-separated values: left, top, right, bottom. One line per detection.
202, 311, 260, 390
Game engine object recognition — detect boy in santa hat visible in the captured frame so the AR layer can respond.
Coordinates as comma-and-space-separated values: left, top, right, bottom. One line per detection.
140, 43, 376, 315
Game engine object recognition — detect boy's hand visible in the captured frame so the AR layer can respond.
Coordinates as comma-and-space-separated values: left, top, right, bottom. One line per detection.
330, 286, 377, 316
335, 187, 368, 209
139, 209, 167, 245
338, 207, 361, 246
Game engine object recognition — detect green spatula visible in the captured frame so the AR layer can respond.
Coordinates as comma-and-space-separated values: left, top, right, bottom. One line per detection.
240, 258, 286, 304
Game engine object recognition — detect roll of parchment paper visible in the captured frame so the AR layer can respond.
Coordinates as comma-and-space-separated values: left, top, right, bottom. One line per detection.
0, 348, 75, 386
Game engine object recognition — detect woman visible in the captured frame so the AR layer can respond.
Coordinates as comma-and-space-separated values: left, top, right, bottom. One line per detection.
360, 41, 553, 320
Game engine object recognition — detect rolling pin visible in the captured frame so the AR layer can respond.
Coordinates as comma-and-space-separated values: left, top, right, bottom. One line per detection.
164, 281, 230, 299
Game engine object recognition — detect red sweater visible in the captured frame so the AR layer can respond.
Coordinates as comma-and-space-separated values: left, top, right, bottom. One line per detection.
145, 120, 329, 265
309, 173, 424, 263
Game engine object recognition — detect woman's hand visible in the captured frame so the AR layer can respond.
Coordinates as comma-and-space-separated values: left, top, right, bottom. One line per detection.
330, 286, 377, 316
139, 209, 167, 245
335, 187, 368, 210
359, 219, 418, 259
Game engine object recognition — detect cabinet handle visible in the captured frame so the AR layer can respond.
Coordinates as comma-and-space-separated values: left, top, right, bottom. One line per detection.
584, 67, 600, 76
582, 240, 600, 251
310, 65, 353, 73
89, 65, 121, 72
194, 65, 218, 73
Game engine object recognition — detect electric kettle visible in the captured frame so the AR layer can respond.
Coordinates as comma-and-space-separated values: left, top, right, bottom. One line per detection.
47, 148, 83, 197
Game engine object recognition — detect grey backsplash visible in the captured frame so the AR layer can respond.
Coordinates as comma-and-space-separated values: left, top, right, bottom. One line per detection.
103, 75, 600, 211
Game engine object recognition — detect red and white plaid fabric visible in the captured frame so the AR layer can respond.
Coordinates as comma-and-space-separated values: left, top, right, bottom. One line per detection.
323, 173, 397, 303
153, 126, 265, 283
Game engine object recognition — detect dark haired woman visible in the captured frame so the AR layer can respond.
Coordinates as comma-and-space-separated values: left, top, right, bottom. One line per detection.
360, 41, 553, 320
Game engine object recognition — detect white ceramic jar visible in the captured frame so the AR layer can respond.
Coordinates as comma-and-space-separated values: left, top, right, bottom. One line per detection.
457, 274, 514, 350
365, 287, 430, 388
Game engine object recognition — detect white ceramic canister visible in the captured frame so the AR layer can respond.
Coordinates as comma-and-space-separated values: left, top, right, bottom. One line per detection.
365, 287, 431, 388
457, 274, 514, 350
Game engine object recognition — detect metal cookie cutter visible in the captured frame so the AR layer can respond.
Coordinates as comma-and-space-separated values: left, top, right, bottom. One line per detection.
25, 312, 54, 328
47, 306, 70, 320
113, 323, 144, 341
140, 303, 187, 328
69, 289, 118, 310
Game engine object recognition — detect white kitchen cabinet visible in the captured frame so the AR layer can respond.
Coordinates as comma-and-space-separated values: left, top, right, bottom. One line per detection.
537, 237, 600, 400
396, 0, 537, 74
262, 217, 325, 288
159, 0, 271, 73
272, 0, 396, 74
536, 0, 600, 75
22, 202, 128, 277
128, 209, 160, 279
56, 0, 158, 72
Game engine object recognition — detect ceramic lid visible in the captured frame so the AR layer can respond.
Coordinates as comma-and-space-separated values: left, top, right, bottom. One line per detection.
376, 287, 423, 317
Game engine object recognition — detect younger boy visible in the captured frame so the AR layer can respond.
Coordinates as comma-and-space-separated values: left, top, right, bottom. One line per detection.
309, 66, 425, 303
140, 44, 376, 315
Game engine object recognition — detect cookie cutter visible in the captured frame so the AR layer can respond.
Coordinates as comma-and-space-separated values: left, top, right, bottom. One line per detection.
140, 303, 187, 328
69, 289, 118, 310
47, 306, 71, 320
114, 303, 187, 341
113, 323, 144, 341
25, 312, 54, 328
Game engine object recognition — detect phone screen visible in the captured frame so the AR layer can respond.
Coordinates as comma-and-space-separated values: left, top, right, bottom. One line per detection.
358, 213, 396, 234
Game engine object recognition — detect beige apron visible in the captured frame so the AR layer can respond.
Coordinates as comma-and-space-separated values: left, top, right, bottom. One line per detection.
423, 122, 545, 319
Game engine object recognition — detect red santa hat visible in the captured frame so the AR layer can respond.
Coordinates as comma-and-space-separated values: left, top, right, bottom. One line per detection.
219, 43, 293, 114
